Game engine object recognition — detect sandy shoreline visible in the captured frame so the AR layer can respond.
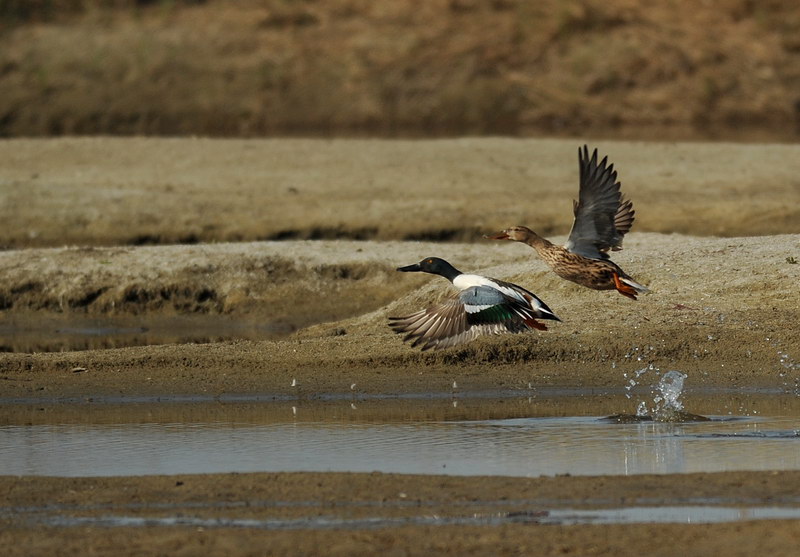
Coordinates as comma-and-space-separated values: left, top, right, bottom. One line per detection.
1, 233, 799, 401
2, 138, 799, 249
2, 471, 800, 557
1, 138, 800, 555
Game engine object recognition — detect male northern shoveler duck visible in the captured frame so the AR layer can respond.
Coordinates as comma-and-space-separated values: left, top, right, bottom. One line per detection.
388, 257, 560, 351
485, 145, 649, 300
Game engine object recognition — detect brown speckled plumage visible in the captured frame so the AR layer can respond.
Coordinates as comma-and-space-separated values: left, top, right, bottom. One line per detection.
487, 146, 649, 300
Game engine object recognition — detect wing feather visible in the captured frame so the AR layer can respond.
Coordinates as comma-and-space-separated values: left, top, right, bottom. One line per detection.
565, 145, 635, 259
389, 284, 560, 351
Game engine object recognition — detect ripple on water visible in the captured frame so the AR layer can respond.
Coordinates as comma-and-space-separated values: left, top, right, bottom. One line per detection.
1, 412, 798, 477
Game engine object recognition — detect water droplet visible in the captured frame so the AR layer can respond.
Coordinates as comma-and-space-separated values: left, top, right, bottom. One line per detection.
654, 370, 688, 417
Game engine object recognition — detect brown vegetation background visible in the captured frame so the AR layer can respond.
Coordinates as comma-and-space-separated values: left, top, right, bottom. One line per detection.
1, 0, 800, 139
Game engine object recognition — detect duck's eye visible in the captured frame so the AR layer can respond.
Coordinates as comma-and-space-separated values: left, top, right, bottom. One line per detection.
426, 259, 433, 264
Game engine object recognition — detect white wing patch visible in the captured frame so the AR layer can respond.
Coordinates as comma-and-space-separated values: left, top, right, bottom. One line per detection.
452, 274, 496, 290
493, 284, 525, 302
464, 304, 495, 314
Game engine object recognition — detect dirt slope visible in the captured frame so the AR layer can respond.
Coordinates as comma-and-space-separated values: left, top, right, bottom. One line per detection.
1, 0, 800, 139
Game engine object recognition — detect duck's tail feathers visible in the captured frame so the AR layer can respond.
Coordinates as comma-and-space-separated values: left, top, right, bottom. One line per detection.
621, 276, 649, 293
527, 295, 561, 322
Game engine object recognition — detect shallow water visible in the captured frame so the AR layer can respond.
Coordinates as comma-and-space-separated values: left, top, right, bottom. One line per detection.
1, 394, 798, 478
10, 505, 798, 530
0, 314, 289, 352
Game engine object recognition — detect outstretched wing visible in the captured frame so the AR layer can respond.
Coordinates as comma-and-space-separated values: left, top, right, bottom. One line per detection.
612, 195, 635, 250
565, 145, 635, 259
388, 286, 550, 351
487, 278, 561, 323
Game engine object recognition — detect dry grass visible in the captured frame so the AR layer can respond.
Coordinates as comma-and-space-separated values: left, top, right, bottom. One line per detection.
0, 0, 205, 23
1, 0, 799, 138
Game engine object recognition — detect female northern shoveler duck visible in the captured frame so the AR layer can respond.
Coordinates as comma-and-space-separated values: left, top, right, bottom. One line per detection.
486, 145, 649, 300
388, 257, 560, 351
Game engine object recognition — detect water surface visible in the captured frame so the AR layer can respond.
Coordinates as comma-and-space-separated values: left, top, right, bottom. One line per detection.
2, 395, 797, 477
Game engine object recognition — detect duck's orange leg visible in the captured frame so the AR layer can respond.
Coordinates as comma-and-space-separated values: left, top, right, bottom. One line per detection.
612, 272, 638, 300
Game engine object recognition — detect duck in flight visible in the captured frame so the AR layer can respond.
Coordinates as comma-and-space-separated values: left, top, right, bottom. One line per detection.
486, 146, 649, 300
388, 257, 560, 351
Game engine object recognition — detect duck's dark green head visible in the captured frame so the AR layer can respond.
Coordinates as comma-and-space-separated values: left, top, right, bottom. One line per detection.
397, 257, 461, 281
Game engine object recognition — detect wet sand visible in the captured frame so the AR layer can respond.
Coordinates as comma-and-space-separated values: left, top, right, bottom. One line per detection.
2, 471, 800, 556
1, 138, 800, 555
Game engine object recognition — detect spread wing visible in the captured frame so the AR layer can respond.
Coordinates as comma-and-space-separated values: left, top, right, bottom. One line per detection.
613, 195, 635, 248
388, 286, 548, 351
487, 278, 561, 322
565, 145, 635, 259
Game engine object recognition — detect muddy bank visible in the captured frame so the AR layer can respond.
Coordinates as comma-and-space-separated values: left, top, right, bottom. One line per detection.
1, 471, 799, 556
0, 138, 798, 397
0, 240, 415, 332
4, 391, 799, 427
1, 137, 799, 556
0, 233, 798, 400
1, 138, 799, 249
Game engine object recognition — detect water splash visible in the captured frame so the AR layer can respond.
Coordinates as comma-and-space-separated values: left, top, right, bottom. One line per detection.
778, 351, 800, 395
763, 337, 800, 394
651, 370, 688, 421
778, 351, 799, 372
625, 366, 692, 422
624, 364, 654, 399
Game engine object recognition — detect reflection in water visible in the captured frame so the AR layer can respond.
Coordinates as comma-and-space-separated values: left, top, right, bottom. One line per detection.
0, 415, 797, 477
